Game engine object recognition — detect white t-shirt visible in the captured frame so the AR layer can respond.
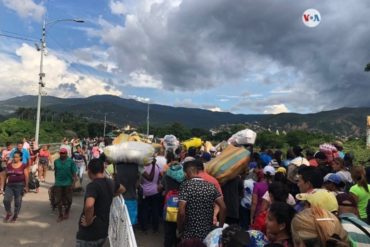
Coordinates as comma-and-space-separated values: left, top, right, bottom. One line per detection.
155, 156, 167, 173
241, 179, 255, 208
262, 191, 296, 206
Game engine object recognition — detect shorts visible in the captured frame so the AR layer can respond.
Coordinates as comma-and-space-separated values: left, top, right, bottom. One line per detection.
54, 186, 73, 208
39, 157, 49, 166
76, 238, 108, 247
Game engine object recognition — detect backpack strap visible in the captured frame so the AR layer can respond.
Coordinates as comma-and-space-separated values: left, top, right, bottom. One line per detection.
341, 216, 370, 239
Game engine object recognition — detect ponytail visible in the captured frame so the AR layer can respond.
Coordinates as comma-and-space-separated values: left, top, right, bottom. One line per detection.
352, 166, 369, 193
359, 176, 369, 193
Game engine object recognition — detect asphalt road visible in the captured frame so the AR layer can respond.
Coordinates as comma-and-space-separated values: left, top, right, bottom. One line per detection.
0, 172, 163, 247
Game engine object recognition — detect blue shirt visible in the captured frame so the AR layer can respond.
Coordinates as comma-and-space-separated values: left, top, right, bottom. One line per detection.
10, 148, 30, 165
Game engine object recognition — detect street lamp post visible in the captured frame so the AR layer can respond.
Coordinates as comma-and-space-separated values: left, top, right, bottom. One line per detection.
34, 18, 84, 145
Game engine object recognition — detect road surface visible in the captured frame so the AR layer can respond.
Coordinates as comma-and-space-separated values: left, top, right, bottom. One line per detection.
0, 172, 163, 247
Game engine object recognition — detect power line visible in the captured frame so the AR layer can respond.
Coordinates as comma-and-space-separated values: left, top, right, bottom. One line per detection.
0, 29, 38, 41
0, 33, 37, 42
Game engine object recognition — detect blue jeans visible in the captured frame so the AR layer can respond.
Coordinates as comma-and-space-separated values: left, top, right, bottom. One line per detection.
3, 183, 24, 216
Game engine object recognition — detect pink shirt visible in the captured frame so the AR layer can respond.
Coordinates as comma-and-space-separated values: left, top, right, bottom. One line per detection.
2, 149, 12, 162
39, 149, 50, 158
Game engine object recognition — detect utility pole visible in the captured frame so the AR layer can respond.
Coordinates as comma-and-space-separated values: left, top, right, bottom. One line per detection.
103, 113, 107, 137
34, 20, 46, 146
34, 18, 84, 145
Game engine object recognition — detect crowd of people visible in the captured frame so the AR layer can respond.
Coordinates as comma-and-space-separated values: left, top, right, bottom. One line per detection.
1, 135, 370, 247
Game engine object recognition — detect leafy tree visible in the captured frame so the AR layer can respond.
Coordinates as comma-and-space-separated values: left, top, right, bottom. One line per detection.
365, 63, 370, 72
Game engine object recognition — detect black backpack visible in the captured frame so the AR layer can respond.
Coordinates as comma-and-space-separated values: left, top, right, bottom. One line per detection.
28, 172, 40, 190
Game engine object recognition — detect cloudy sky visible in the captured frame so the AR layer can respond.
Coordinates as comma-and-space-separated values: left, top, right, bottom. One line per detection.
1, 0, 370, 114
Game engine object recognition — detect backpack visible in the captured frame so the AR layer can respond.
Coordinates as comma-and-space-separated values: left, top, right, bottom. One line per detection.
28, 172, 40, 190
163, 189, 179, 222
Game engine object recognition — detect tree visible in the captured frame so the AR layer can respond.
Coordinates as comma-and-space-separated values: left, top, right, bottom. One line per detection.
365, 63, 370, 72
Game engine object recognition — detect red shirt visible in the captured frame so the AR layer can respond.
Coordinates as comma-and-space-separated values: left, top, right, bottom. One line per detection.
309, 159, 318, 167
39, 149, 50, 158
7, 163, 27, 184
198, 171, 223, 195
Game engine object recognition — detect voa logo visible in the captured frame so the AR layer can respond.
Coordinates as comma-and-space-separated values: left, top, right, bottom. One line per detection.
302, 9, 321, 28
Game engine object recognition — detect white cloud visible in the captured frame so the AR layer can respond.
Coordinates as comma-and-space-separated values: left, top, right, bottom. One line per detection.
2, 0, 45, 22
109, 0, 127, 15
127, 70, 163, 88
264, 104, 289, 114
128, 95, 150, 103
0, 43, 122, 99
270, 89, 293, 94
208, 107, 222, 112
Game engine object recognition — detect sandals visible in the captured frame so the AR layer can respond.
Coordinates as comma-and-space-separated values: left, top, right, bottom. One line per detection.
4, 213, 12, 223
10, 215, 17, 223
57, 215, 64, 223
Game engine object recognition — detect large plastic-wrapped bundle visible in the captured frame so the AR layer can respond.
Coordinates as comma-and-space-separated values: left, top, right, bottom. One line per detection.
228, 129, 257, 146
319, 143, 339, 162
163, 135, 179, 152
104, 141, 154, 166
182, 137, 202, 150
204, 141, 214, 153
205, 145, 250, 184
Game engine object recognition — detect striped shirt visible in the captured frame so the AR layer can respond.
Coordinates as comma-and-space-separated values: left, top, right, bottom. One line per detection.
340, 213, 370, 247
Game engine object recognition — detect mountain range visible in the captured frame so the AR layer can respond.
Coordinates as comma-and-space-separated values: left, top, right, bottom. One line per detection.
0, 95, 368, 137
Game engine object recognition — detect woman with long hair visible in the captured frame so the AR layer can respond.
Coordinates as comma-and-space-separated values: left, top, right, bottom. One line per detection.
350, 166, 370, 223
266, 202, 296, 247
250, 166, 274, 226
331, 157, 353, 185
3, 151, 29, 223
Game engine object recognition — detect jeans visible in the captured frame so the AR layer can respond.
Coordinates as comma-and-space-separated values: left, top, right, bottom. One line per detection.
76, 238, 108, 247
140, 192, 161, 231
164, 221, 178, 247
3, 183, 24, 216
78, 165, 86, 183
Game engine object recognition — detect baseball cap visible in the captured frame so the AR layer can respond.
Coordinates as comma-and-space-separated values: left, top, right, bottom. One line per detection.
276, 167, 287, 175
268, 160, 279, 168
182, 156, 195, 163
296, 189, 338, 212
323, 173, 345, 187
336, 193, 357, 208
210, 147, 216, 152
59, 148, 68, 154
263, 165, 276, 176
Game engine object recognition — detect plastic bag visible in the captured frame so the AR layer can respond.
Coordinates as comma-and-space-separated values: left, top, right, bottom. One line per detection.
104, 142, 155, 166
163, 135, 179, 151
182, 137, 202, 150
228, 129, 257, 146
